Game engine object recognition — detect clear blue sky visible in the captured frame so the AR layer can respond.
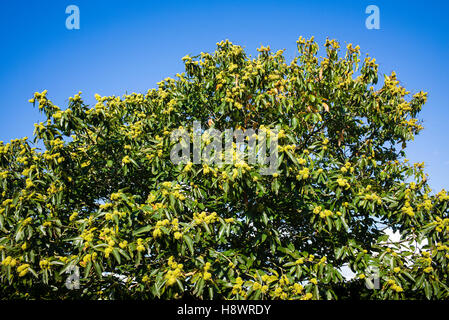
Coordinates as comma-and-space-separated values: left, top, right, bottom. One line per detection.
0, 0, 448, 192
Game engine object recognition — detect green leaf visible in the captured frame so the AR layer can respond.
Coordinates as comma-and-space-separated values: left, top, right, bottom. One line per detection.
424, 281, 432, 300
94, 262, 103, 278
112, 248, 121, 264
133, 225, 152, 236
183, 234, 194, 255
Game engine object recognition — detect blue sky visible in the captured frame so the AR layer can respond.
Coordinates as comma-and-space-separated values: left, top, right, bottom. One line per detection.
0, 0, 448, 192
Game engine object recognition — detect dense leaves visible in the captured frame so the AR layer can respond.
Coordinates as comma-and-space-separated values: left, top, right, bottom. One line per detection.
1, 37, 448, 299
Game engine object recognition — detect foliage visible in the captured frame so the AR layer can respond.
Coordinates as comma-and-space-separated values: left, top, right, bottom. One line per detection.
1, 37, 448, 299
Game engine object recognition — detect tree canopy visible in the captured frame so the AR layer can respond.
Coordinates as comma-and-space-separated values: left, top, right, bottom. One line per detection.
1, 37, 448, 299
